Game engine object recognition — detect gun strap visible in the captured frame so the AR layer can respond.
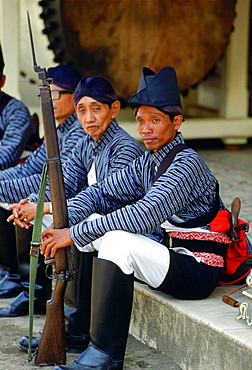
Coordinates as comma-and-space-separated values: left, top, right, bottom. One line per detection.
154, 143, 220, 228
154, 144, 189, 182
28, 164, 48, 360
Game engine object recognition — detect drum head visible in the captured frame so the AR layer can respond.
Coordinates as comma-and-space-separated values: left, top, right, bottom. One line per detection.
40, 0, 236, 99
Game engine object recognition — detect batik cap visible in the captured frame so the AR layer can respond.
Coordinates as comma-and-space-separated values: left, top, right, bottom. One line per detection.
47, 64, 82, 90
0, 44, 5, 75
128, 66, 182, 107
74, 77, 117, 106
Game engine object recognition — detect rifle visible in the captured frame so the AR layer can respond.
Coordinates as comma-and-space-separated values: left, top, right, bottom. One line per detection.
27, 12, 74, 365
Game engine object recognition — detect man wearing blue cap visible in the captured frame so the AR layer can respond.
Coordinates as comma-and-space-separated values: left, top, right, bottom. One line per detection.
0, 64, 85, 300
6, 76, 143, 353
39, 66, 231, 370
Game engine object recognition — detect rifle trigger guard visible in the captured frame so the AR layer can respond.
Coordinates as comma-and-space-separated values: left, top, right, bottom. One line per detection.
45, 264, 54, 280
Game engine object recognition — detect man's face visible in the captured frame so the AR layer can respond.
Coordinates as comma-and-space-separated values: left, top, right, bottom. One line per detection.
136, 105, 182, 152
50, 84, 75, 124
75, 96, 120, 141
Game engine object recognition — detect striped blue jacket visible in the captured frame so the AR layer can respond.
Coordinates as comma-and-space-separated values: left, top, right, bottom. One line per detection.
0, 95, 34, 169
28, 119, 144, 202
68, 132, 225, 246
0, 113, 86, 203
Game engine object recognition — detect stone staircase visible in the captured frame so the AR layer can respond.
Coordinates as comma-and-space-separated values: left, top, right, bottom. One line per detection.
129, 282, 252, 370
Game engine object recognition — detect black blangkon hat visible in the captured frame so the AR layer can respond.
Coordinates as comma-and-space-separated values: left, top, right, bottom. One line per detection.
128, 66, 182, 108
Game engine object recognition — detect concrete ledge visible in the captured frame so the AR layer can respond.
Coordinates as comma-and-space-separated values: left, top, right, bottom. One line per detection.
129, 282, 252, 370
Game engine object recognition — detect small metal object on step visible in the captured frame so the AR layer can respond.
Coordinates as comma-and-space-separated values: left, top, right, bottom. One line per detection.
230, 197, 242, 242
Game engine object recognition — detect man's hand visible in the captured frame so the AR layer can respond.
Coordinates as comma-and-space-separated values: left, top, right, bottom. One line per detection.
7, 199, 36, 228
41, 225, 73, 258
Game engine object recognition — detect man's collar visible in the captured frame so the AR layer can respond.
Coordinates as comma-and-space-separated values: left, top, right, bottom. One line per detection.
150, 132, 185, 165
58, 112, 78, 131
88, 119, 119, 150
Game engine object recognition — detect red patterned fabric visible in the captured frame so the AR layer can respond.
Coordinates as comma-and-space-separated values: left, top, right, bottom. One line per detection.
192, 252, 224, 267
169, 231, 232, 245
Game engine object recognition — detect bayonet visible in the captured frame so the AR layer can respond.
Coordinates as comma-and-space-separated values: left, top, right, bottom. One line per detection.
27, 11, 51, 85
27, 11, 73, 365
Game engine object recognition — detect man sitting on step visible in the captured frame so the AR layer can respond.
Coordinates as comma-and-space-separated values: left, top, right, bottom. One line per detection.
5, 76, 144, 354
39, 66, 232, 370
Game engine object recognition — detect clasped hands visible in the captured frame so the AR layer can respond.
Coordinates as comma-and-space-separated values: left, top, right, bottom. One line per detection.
7, 199, 73, 257
7, 198, 36, 228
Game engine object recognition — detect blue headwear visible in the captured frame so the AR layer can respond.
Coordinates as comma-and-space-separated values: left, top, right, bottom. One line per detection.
74, 77, 117, 106
128, 66, 182, 108
47, 65, 82, 90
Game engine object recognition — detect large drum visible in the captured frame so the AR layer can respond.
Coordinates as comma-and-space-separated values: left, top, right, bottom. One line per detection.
39, 0, 236, 99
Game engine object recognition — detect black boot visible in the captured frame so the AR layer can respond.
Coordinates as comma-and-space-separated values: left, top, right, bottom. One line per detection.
53, 258, 134, 370
0, 207, 19, 275
67, 250, 97, 336
0, 282, 46, 317
0, 272, 22, 298
0, 226, 52, 317
18, 330, 91, 354
15, 224, 52, 300
18, 250, 96, 353
0, 268, 7, 280
1, 225, 53, 316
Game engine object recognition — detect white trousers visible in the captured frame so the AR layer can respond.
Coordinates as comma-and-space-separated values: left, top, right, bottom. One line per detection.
74, 214, 170, 288
77, 229, 169, 289
98, 230, 170, 288
2, 207, 170, 289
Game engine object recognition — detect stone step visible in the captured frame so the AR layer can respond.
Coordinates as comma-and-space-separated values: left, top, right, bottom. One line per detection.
129, 282, 252, 370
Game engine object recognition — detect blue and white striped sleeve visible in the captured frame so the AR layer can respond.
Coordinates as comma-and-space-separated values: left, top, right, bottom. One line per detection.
0, 142, 46, 181
0, 99, 33, 170
0, 173, 43, 203
68, 152, 218, 247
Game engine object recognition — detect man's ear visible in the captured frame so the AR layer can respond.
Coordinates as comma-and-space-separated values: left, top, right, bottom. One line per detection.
0, 75, 6, 89
173, 114, 183, 131
111, 100, 121, 119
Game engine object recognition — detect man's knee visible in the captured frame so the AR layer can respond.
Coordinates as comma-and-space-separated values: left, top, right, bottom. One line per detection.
99, 230, 131, 255
98, 231, 133, 275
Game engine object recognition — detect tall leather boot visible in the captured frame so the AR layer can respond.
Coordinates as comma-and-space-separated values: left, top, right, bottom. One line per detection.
54, 257, 134, 370
15, 224, 52, 302
0, 225, 51, 316
0, 207, 21, 297
67, 250, 97, 336
63, 249, 97, 352
0, 281, 47, 317
19, 248, 94, 353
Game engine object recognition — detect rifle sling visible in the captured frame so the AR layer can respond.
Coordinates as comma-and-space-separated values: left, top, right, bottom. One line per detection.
154, 143, 220, 228
28, 164, 48, 360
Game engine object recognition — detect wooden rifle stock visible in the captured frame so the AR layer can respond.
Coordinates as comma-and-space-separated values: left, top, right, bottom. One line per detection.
34, 88, 72, 365
27, 13, 73, 364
